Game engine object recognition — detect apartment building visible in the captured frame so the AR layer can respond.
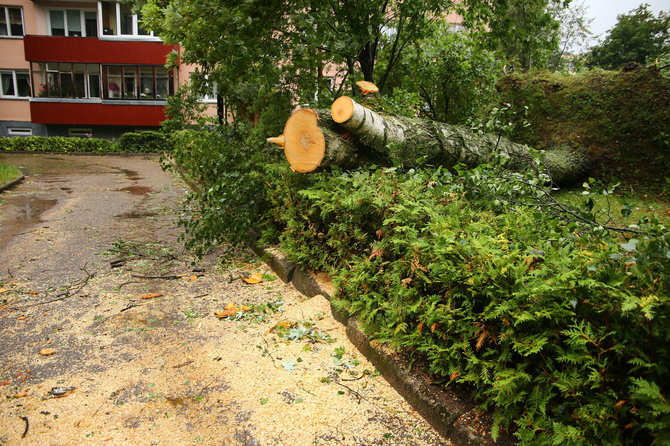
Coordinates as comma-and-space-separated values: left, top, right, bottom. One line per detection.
0, 0, 211, 138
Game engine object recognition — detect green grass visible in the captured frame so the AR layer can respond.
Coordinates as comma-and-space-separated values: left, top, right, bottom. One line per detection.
555, 186, 670, 227
0, 162, 22, 184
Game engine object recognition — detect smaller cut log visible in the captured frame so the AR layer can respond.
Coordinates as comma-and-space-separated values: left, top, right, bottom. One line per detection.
332, 96, 589, 185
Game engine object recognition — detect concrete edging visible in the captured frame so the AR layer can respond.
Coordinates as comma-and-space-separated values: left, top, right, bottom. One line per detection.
0, 174, 25, 192
253, 245, 514, 446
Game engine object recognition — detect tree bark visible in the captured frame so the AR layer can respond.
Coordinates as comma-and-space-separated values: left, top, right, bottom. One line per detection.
275, 98, 589, 185
330, 96, 589, 185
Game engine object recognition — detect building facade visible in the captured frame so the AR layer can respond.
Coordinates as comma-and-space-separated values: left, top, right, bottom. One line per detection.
0, 0, 210, 138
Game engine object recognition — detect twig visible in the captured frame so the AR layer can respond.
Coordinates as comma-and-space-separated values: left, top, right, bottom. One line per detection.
14, 270, 96, 309
259, 334, 279, 369
341, 374, 366, 382
131, 274, 181, 280
120, 303, 138, 312
335, 380, 369, 404
192, 294, 209, 299
19, 416, 29, 438
117, 281, 140, 289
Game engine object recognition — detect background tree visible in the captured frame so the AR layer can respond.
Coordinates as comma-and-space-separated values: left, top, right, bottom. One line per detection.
460, 0, 571, 71
587, 4, 670, 70
547, 0, 593, 71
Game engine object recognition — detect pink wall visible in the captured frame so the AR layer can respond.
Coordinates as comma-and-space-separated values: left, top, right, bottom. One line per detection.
0, 99, 30, 121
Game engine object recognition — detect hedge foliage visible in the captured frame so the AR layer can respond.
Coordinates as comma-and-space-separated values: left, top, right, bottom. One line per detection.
0, 130, 171, 153
498, 65, 670, 180
270, 164, 670, 445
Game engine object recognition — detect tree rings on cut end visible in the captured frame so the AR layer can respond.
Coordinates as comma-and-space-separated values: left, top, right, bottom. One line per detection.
331, 96, 355, 124
283, 109, 326, 173
355, 80, 379, 95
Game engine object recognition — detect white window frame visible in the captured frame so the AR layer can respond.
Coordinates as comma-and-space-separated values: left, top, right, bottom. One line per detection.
0, 5, 24, 37
8, 127, 32, 136
47, 8, 97, 37
0, 70, 30, 98
98, 2, 159, 40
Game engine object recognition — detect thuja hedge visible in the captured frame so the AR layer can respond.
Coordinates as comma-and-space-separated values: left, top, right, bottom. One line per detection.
498, 65, 670, 177
271, 166, 670, 445
0, 130, 170, 153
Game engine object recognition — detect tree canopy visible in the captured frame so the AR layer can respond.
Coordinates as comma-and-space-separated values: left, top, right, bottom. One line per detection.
587, 4, 670, 70
139, 0, 572, 124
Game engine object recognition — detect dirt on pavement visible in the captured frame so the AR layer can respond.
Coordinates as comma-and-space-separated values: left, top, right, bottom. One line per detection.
0, 154, 449, 446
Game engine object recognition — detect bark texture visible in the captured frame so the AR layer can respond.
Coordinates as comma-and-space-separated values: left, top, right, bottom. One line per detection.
278, 98, 589, 185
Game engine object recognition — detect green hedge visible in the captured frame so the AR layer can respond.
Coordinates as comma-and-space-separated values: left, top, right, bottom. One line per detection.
0, 136, 114, 152
272, 166, 670, 445
0, 131, 171, 153
117, 130, 172, 153
498, 65, 670, 181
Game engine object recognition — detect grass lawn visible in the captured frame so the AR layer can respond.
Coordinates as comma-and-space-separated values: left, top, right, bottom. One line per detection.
555, 185, 670, 227
0, 162, 22, 184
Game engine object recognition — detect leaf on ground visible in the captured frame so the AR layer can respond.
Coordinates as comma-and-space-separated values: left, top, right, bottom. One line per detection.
282, 360, 297, 371
242, 272, 263, 284
188, 275, 199, 281
0, 288, 6, 294
214, 304, 253, 318
39, 349, 57, 356
0, 380, 10, 386
17, 315, 30, 320
141, 293, 163, 299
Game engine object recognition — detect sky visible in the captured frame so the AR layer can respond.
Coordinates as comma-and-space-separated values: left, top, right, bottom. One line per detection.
584, 0, 670, 44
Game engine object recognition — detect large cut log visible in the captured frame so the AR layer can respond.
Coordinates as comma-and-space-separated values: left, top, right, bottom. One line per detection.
280, 109, 365, 172
271, 98, 589, 184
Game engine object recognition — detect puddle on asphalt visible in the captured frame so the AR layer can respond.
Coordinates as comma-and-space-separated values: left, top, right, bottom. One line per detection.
117, 186, 153, 195
117, 168, 143, 182
0, 195, 57, 247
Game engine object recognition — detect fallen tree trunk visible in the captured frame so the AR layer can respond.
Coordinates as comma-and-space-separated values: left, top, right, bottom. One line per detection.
273, 97, 590, 184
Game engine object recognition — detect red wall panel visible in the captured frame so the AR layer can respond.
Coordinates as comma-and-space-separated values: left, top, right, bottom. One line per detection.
30, 101, 166, 126
24, 36, 178, 64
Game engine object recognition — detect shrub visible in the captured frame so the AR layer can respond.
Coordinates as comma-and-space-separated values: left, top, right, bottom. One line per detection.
272, 163, 670, 445
497, 66, 670, 185
117, 130, 172, 153
0, 136, 113, 152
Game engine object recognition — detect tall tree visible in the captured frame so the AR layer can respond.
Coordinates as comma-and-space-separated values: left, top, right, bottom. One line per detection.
587, 4, 670, 70
460, 0, 571, 71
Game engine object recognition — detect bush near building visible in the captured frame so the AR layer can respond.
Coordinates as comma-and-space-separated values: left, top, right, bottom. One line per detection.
0, 131, 171, 154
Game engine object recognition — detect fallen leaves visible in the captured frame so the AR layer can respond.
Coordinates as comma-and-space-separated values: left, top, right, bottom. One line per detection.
0, 380, 10, 386
39, 349, 56, 356
17, 315, 30, 320
141, 293, 163, 300
242, 272, 263, 284
214, 304, 252, 319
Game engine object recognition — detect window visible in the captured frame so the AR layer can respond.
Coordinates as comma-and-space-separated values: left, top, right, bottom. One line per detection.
0, 6, 23, 36
8, 127, 32, 136
32, 62, 100, 98
102, 65, 173, 100
0, 70, 30, 98
49, 9, 97, 37
68, 128, 92, 137
101, 2, 153, 37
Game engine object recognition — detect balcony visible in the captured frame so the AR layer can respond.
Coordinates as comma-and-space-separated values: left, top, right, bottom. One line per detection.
30, 99, 166, 126
23, 35, 178, 64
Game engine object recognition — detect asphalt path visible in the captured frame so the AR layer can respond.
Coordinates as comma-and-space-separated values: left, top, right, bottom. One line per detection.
0, 154, 449, 445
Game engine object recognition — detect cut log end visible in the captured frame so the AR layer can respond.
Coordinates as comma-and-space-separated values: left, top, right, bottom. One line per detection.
331, 96, 355, 124
355, 81, 379, 95
283, 109, 326, 173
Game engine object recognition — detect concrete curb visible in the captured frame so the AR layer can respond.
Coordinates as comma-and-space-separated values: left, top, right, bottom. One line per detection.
253, 245, 514, 446
0, 174, 25, 192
